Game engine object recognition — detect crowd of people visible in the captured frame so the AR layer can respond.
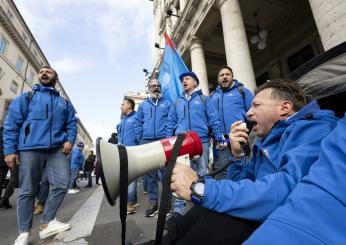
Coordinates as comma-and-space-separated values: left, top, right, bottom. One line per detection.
0, 64, 344, 245
116, 66, 344, 245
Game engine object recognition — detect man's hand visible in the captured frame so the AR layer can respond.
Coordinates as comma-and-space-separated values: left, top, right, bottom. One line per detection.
216, 140, 228, 150
62, 141, 73, 155
170, 163, 198, 201
5, 154, 20, 169
229, 121, 249, 158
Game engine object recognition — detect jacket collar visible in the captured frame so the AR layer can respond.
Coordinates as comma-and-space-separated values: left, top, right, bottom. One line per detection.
215, 79, 242, 93
33, 84, 59, 95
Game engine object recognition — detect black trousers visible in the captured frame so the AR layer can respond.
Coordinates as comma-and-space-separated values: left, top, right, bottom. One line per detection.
0, 164, 18, 199
165, 205, 261, 245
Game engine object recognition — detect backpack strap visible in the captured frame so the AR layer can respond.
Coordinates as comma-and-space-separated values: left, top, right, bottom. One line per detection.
237, 85, 246, 109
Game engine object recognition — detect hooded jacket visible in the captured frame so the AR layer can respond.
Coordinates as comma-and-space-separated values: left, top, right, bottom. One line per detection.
3, 84, 77, 155
134, 96, 171, 141
165, 89, 224, 143
70, 146, 84, 169
209, 80, 254, 135
117, 111, 137, 146
245, 113, 346, 245
200, 101, 338, 221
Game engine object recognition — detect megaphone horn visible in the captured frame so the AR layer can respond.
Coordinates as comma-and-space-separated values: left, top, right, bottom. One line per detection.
96, 131, 203, 206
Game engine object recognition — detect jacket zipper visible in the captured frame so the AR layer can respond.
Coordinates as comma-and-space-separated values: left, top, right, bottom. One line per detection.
154, 105, 157, 138
221, 94, 226, 135
49, 95, 53, 148
188, 100, 192, 131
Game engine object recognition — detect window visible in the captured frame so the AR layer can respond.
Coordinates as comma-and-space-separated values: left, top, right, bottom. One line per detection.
287, 44, 315, 72
0, 66, 4, 80
27, 70, 35, 85
0, 35, 8, 54
10, 81, 19, 94
15, 56, 24, 72
6, 9, 13, 19
256, 72, 270, 87
22, 32, 28, 42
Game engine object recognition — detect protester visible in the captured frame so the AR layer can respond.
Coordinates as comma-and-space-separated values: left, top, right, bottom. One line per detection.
3, 66, 77, 244
134, 78, 172, 217
94, 160, 101, 185
84, 150, 96, 188
209, 66, 253, 179
245, 113, 345, 245
68, 142, 84, 194
0, 124, 18, 209
108, 132, 118, 144
166, 79, 338, 244
117, 98, 139, 214
165, 71, 226, 227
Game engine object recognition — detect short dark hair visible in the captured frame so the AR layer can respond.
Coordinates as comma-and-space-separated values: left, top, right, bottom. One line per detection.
217, 66, 233, 77
255, 78, 307, 111
124, 98, 135, 111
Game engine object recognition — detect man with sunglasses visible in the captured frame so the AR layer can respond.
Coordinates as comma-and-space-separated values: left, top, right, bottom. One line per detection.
134, 78, 172, 217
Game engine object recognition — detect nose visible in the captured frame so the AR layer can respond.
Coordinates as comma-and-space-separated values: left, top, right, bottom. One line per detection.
246, 107, 254, 118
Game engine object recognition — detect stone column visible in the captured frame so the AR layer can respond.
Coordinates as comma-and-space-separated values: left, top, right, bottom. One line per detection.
309, 0, 346, 51
179, 0, 187, 13
218, 0, 256, 92
190, 38, 209, 95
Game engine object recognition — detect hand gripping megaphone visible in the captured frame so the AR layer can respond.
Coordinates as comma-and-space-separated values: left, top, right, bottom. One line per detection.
96, 131, 203, 206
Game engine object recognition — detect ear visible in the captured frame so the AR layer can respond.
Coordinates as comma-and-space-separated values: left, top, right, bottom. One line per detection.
279, 101, 294, 117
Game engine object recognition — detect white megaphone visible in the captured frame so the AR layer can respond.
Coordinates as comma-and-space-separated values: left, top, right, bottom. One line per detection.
96, 131, 203, 206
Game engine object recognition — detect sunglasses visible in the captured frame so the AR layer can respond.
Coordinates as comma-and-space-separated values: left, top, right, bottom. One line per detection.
150, 85, 161, 88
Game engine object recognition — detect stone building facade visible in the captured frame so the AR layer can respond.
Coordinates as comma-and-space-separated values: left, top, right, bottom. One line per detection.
152, 0, 346, 94
0, 0, 93, 150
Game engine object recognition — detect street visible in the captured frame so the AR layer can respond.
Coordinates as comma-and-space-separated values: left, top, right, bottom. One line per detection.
0, 178, 165, 245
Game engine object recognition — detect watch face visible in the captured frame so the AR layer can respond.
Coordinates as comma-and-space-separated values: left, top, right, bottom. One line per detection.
194, 182, 205, 196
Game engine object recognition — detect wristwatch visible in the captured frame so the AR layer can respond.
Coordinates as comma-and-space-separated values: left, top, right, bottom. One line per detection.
190, 178, 205, 205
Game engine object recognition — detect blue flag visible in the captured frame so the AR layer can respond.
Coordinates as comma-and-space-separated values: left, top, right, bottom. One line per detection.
158, 34, 188, 102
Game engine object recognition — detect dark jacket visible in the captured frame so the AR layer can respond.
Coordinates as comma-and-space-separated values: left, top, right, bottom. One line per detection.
84, 154, 96, 171
0, 126, 5, 167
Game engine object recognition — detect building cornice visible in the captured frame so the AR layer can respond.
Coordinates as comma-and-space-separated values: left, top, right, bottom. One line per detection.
0, 7, 42, 71
171, 0, 215, 56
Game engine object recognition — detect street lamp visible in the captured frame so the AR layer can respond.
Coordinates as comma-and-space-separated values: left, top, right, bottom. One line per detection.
154, 43, 164, 50
250, 12, 268, 50
166, 8, 180, 17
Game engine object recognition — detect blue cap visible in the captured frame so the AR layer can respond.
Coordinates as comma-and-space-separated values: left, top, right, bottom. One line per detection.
77, 142, 84, 148
179, 71, 199, 84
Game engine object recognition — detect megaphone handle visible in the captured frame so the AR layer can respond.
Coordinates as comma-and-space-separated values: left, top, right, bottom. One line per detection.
155, 133, 186, 244
117, 145, 129, 245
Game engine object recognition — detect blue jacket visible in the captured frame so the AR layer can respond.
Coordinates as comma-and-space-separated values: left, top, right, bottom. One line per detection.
200, 101, 338, 221
3, 85, 77, 155
134, 96, 171, 140
117, 111, 138, 146
209, 80, 253, 135
70, 146, 84, 169
245, 113, 346, 245
165, 89, 224, 143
